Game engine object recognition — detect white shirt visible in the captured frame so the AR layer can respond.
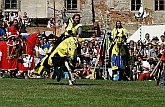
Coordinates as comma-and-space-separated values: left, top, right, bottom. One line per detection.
142, 61, 150, 73
23, 57, 29, 67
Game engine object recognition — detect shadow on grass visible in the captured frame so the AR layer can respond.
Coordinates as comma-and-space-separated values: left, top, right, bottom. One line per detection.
47, 82, 100, 86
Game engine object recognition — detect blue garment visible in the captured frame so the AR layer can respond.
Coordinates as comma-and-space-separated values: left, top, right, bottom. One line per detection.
43, 42, 51, 49
40, 42, 51, 60
40, 55, 45, 61
23, 35, 29, 39
0, 28, 6, 37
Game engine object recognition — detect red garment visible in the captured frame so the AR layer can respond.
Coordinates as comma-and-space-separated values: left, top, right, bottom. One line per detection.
17, 41, 29, 71
0, 41, 18, 70
18, 33, 39, 71
96, 49, 102, 65
161, 51, 165, 62
82, 67, 91, 78
8, 26, 19, 38
27, 33, 39, 70
138, 73, 150, 80
18, 62, 29, 71
26, 33, 40, 55
26, 33, 39, 70
21, 41, 28, 55
0, 42, 3, 68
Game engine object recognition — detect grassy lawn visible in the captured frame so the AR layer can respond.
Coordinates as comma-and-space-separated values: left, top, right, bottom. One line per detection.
0, 78, 164, 107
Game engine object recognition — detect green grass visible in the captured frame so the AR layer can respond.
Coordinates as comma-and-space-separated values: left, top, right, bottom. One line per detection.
0, 78, 165, 107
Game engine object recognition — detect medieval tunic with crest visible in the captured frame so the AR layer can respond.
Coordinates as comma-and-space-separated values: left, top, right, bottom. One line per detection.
65, 18, 83, 42
110, 27, 128, 70
111, 28, 128, 43
32, 36, 78, 75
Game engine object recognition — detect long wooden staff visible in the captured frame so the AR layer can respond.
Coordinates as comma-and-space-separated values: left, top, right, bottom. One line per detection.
150, 59, 162, 77
93, 14, 106, 76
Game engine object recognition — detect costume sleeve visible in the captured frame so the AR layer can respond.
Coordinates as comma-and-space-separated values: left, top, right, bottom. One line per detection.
77, 27, 83, 37
63, 15, 70, 25
123, 28, 128, 38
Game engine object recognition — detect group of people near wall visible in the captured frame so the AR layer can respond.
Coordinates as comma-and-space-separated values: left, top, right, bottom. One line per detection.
0, 11, 164, 83
0, 12, 84, 79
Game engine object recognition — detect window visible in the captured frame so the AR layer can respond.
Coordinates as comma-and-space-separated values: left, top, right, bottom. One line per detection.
131, 0, 141, 11
155, 0, 164, 10
66, 0, 77, 10
5, 0, 17, 9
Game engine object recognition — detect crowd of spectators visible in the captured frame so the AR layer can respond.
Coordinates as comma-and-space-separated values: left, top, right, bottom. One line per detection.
0, 11, 165, 82
0, 11, 30, 40
70, 32, 165, 81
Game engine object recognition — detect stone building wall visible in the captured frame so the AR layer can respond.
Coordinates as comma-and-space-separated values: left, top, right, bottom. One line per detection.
91, 0, 165, 34
1, 0, 165, 34
21, 0, 47, 18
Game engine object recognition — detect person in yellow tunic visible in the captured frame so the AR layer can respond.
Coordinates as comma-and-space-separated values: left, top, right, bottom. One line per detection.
111, 20, 128, 44
32, 14, 83, 84
64, 13, 83, 42
110, 20, 130, 80
54, 13, 83, 54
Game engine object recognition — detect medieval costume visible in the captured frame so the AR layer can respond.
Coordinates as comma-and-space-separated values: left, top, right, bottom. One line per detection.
17, 38, 29, 73
0, 40, 18, 71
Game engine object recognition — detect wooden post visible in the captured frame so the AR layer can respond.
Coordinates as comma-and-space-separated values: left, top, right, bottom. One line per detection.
91, 0, 95, 23
54, 0, 56, 35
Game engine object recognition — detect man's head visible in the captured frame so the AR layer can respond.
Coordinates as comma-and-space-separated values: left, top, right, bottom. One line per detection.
115, 20, 122, 28
13, 19, 18, 26
12, 19, 19, 30
24, 12, 27, 16
145, 33, 150, 39
72, 14, 81, 24
160, 35, 165, 42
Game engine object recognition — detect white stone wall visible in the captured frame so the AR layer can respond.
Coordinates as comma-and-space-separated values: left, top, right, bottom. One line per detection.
21, 0, 47, 18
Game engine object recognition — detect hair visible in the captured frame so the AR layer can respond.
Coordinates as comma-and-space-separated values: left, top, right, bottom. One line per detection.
115, 20, 123, 28
10, 19, 18, 26
161, 35, 164, 37
72, 14, 81, 19
133, 65, 137, 68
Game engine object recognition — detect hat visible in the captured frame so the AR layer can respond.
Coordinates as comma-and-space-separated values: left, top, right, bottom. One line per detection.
152, 42, 157, 46
152, 36, 159, 41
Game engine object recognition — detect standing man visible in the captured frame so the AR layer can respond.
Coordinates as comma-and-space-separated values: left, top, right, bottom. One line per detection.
22, 12, 30, 27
